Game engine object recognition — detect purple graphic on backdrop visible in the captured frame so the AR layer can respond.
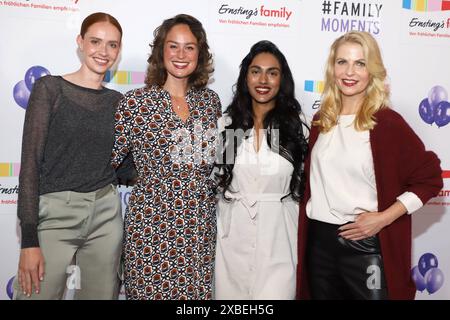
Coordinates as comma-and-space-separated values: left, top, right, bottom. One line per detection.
418, 98, 434, 125
13, 81, 31, 109
412, 253, 445, 294
418, 86, 450, 127
6, 276, 14, 299
425, 268, 445, 294
411, 266, 426, 292
13, 66, 50, 110
428, 85, 448, 109
25, 66, 50, 91
434, 101, 450, 127
418, 253, 438, 276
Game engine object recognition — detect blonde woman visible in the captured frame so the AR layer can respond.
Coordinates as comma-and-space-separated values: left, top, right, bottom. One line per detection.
296, 31, 442, 300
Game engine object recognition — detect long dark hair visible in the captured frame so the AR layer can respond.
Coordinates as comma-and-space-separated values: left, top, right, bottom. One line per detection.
215, 40, 309, 201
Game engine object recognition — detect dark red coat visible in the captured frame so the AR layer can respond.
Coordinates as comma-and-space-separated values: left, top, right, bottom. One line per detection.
296, 108, 443, 300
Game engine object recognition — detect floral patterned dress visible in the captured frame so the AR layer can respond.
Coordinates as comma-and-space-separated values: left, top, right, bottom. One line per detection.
111, 85, 221, 300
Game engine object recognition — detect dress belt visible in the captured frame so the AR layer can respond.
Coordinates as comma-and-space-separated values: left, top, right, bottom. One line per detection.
220, 191, 290, 238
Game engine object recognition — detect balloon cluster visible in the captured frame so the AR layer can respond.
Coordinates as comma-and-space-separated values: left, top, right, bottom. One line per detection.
411, 253, 445, 294
419, 85, 450, 127
6, 276, 15, 299
13, 66, 50, 109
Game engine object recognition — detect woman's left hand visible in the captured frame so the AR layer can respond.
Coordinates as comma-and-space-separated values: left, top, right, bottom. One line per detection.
338, 211, 389, 241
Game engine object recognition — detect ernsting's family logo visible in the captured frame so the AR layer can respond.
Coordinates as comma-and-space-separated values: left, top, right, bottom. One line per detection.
218, 4, 293, 21
409, 17, 450, 32
401, 0, 450, 40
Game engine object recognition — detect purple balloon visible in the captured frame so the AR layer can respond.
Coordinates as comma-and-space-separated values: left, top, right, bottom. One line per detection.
428, 85, 448, 108
13, 80, 31, 109
6, 276, 15, 300
425, 268, 444, 294
24, 65, 50, 91
418, 98, 434, 125
418, 253, 439, 277
434, 101, 450, 128
411, 266, 427, 292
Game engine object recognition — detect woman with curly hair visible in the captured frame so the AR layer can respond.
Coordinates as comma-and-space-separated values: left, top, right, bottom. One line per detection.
296, 31, 443, 300
213, 40, 309, 299
111, 14, 222, 300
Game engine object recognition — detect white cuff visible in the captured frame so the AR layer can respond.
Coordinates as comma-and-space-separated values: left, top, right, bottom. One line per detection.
397, 192, 423, 214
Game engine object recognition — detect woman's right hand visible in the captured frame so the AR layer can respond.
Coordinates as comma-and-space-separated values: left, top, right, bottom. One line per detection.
18, 247, 45, 297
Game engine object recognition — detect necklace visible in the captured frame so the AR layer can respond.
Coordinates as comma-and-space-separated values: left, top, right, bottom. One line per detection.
170, 94, 190, 122
171, 95, 186, 110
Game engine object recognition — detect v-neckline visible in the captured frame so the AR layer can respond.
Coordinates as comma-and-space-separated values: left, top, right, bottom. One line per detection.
251, 128, 265, 155
172, 102, 191, 124
160, 86, 193, 125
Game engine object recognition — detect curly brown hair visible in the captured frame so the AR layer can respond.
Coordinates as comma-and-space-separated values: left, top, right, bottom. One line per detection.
145, 14, 213, 89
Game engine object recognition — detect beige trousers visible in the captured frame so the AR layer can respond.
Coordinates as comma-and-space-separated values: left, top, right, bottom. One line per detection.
14, 184, 123, 300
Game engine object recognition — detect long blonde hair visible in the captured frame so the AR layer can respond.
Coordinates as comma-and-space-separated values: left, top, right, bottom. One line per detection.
314, 31, 390, 132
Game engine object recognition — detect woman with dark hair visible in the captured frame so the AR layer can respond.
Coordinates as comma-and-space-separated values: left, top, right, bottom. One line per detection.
14, 12, 124, 299
213, 40, 309, 299
111, 14, 221, 300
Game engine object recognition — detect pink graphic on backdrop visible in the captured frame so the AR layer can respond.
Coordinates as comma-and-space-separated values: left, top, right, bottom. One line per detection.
132, 72, 145, 84
13, 163, 21, 176
428, 0, 442, 11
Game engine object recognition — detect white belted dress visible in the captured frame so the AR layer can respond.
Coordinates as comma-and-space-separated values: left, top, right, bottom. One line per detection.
214, 125, 299, 300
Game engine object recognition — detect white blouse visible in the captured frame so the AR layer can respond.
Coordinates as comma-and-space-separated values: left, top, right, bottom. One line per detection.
306, 114, 422, 225
214, 125, 299, 300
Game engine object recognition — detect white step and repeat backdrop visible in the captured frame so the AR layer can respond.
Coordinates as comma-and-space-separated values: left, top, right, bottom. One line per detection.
0, 0, 449, 300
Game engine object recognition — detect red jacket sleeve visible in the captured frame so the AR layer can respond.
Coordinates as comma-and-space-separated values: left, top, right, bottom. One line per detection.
394, 112, 443, 204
